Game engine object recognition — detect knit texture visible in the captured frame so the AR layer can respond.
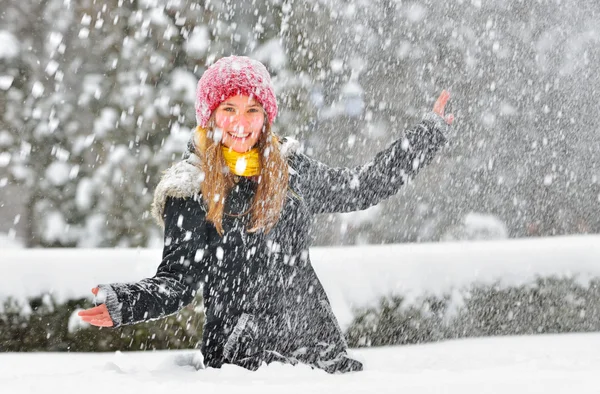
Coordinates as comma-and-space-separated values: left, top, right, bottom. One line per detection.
195, 56, 278, 127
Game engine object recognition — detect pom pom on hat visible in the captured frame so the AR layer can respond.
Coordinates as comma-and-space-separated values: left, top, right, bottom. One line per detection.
195, 56, 278, 128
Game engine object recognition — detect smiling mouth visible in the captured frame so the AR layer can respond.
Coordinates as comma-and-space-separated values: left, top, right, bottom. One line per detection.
227, 131, 251, 139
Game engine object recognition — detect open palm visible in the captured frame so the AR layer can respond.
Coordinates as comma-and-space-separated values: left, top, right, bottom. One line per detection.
77, 287, 114, 327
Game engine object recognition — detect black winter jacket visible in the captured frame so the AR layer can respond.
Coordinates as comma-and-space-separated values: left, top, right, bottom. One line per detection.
97, 112, 449, 373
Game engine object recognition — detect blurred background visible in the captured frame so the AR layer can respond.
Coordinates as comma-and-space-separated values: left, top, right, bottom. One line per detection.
1, 0, 599, 249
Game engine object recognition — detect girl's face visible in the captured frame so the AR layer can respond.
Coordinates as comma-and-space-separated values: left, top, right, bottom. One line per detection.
214, 95, 265, 153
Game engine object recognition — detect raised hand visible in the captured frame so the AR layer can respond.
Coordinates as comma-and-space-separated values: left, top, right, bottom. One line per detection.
433, 90, 454, 125
77, 287, 114, 327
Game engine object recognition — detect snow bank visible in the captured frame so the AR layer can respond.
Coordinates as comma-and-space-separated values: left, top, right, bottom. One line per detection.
2, 333, 600, 393
311, 235, 600, 327
2, 235, 600, 328
0, 232, 24, 249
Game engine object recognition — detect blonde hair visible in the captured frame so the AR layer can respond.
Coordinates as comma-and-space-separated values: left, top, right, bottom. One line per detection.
195, 115, 289, 235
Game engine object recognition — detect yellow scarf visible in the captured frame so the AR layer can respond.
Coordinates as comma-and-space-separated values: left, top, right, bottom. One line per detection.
195, 126, 261, 177
221, 146, 261, 177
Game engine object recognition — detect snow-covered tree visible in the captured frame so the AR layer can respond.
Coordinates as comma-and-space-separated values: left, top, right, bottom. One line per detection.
2, 0, 600, 247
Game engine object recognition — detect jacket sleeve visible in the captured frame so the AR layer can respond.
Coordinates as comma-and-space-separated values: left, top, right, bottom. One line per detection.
287, 112, 450, 214
96, 195, 209, 327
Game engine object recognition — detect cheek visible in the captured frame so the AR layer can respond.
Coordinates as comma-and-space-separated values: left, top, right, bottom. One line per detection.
215, 112, 234, 129
248, 116, 265, 132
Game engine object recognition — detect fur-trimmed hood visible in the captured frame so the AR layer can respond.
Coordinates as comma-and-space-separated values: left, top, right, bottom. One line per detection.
150, 153, 205, 227
151, 136, 300, 227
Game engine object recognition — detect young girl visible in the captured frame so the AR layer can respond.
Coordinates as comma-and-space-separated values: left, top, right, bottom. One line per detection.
79, 55, 454, 373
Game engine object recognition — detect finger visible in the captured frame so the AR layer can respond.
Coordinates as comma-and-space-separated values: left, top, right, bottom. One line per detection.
78, 305, 106, 316
445, 113, 454, 125
83, 318, 112, 327
79, 314, 106, 322
78, 309, 95, 317
83, 318, 113, 327
91, 287, 99, 296
433, 90, 450, 114
433, 90, 451, 115
80, 314, 108, 322
78, 308, 101, 317
79, 316, 94, 323
89, 318, 114, 327
80, 314, 113, 327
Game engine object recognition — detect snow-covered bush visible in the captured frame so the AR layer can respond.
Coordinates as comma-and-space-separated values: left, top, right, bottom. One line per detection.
4, 276, 600, 352
0, 294, 204, 352
346, 276, 600, 347
442, 212, 509, 242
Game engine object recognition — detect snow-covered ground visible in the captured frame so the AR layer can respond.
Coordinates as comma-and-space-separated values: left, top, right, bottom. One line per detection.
3, 236, 600, 391
2, 333, 600, 393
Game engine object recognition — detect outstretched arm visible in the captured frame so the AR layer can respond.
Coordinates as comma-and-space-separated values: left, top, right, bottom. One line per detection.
80, 196, 209, 328
289, 91, 454, 214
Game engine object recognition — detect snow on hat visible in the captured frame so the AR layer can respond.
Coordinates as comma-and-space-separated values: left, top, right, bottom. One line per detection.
195, 55, 278, 128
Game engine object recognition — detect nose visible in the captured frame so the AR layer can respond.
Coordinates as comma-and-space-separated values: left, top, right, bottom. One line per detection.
232, 113, 250, 130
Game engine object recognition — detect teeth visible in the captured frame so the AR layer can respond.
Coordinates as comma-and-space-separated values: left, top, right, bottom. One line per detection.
229, 132, 250, 138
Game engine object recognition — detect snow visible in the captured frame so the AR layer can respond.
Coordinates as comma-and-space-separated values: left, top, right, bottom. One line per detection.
0, 75, 14, 90
2, 235, 600, 330
41, 211, 69, 244
252, 38, 288, 71
68, 308, 90, 333
330, 58, 344, 73
2, 333, 600, 393
405, 3, 427, 23
339, 204, 382, 227
79, 214, 109, 248
320, 80, 365, 119
0, 232, 23, 249
44, 59, 60, 76
75, 178, 94, 211
31, 81, 45, 98
0, 131, 13, 147
0, 30, 20, 59
313, 235, 600, 328
148, 8, 170, 26
93, 108, 118, 138
45, 162, 71, 186
170, 69, 197, 103
185, 26, 210, 59
11, 160, 31, 181
47, 31, 63, 53
1, 171, 599, 387
0, 151, 11, 167
79, 73, 103, 105
442, 212, 508, 241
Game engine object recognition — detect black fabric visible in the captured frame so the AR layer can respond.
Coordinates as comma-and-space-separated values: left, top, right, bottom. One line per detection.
100, 116, 448, 373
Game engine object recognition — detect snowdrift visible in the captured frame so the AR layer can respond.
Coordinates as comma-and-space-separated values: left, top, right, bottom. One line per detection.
2, 333, 600, 393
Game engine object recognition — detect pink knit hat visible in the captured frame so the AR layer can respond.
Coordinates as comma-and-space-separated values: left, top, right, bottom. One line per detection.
195, 56, 278, 128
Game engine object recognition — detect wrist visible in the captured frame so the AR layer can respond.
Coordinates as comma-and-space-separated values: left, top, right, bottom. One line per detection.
423, 111, 450, 133
97, 284, 123, 327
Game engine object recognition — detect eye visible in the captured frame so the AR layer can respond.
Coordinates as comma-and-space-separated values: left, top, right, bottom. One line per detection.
248, 108, 260, 113
223, 107, 235, 112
